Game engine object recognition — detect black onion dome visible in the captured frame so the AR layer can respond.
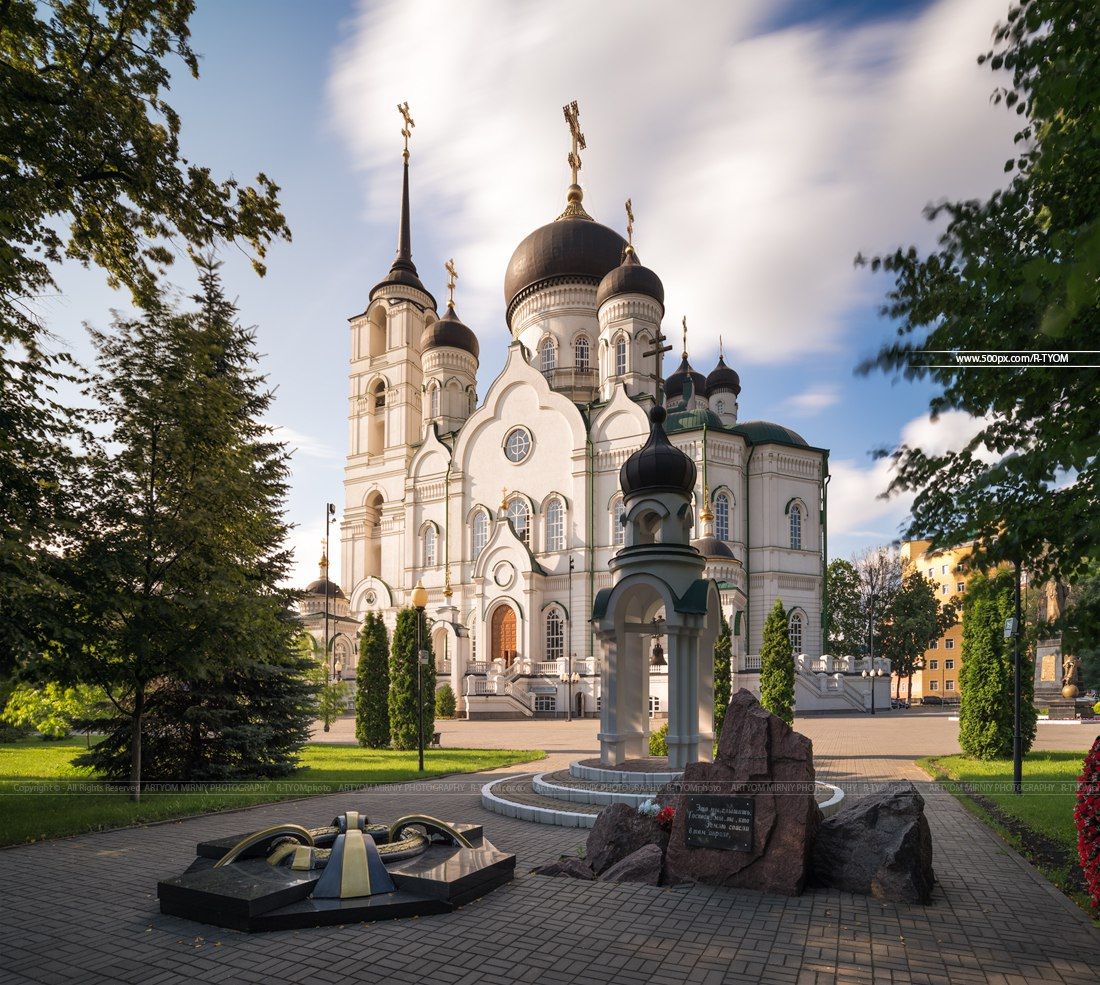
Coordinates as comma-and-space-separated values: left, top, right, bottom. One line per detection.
705, 355, 741, 397
620, 405, 697, 498
596, 247, 665, 310
664, 355, 706, 403
421, 304, 479, 359
692, 536, 735, 559
305, 578, 345, 600
504, 216, 627, 324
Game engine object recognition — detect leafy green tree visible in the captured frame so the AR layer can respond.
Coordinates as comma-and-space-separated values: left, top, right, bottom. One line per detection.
1, 682, 103, 739
713, 615, 731, 739
355, 614, 390, 747
826, 559, 863, 655
760, 598, 794, 724
389, 609, 435, 751
959, 571, 1037, 759
880, 573, 956, 704
1059, 561, 1100, 692
435, 683, 457, 719
43, 257, 296, 799
858, 0, 1099, 589
0, 0, 290, 673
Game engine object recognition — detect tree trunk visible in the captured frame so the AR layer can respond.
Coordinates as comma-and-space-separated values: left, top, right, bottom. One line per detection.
130, 686, 144, 802
906, 674, 913, 706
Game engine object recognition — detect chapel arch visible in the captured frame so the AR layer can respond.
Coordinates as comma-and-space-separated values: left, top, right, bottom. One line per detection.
368, 306, 387, 358
489, 603, 518, 668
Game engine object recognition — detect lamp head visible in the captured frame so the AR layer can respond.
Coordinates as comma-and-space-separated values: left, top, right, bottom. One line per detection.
411, 580, 428, 610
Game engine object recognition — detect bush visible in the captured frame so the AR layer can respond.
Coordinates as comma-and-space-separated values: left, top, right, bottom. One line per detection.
649, 722, 668, 757
1076, 735, 1100, 909
2, 683, 104, 739
713, 615, 732, 739
435, 683, 456, 719
760, 598, 795, 724
1093, 700, 1100, 717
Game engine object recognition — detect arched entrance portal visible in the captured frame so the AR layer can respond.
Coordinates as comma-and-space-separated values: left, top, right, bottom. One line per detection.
490, 606, 517, 667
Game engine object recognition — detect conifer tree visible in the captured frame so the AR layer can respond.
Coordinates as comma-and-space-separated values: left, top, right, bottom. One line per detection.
355, 614, 390, 747
389, 608, 435, 751
760, 598, 795, 724
435, 683, 456, 719
713, 615, 732, 739
958, 570, 1037, 759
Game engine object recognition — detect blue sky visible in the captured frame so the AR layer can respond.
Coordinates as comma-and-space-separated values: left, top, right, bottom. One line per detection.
46, 0, 1019, 584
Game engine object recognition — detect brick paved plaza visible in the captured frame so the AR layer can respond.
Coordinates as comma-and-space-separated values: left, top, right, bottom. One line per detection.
2, 712, 1098, 985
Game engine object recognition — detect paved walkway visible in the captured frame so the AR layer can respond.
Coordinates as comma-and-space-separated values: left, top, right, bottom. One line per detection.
2, 712, 1097, 984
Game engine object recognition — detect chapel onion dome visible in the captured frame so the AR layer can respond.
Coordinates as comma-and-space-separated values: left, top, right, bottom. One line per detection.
705, 354, 741, 397
620, 405, 697, 498
691, 536, 735, 559
304, 577, 345, 601
503, 185, 628, 325
595, 246, 664, 311
421, 303, 479, 359
664, 355, 706, 404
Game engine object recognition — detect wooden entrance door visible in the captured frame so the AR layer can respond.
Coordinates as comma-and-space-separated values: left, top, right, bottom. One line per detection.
491, 606, 517, 666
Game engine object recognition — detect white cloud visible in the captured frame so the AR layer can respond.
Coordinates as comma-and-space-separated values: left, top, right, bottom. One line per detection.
267, 423, 339, 460
786, 386, 840, 414
287, 519, 342, 590
327, 0, 1016, 364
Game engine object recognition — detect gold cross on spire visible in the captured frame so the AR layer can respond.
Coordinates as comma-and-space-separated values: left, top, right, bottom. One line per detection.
681, 316, 689, 358
625, 199, 635, 249
642, 326, 673, 392
563, 100, 586, 184
398, 101, 415, 160
444, 258, 458, 308
719, 334, 724, 359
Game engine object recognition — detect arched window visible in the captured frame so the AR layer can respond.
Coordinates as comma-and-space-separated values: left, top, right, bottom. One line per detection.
716, 399, 725, 415
468, 388, 476, 414
545, 608, 564, 661
546, 498, 564, 551
423, 525, 437, 567
574, 336, 590, 370
612, 497, 625, 546
789, 503, 803, 550
788, 611, 804, 653
506, 497, 530, 546
715, 492, 730, 541
472, 510, 489, 558
539, 337, 556, 372
614, 335, 627, 376
430, 384, 440, 419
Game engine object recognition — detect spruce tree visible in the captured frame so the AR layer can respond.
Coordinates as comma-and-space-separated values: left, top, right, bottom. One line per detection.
56, 256, 302, 797
713, 615, 732, 739
435, 683, 456, 719
389, 608, 435, 751
760, 598, 795, 724
355, 613, 390, 747
958, 570, 1037, 759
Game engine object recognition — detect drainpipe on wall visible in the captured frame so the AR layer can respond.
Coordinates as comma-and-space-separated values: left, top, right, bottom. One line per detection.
586, 414, 595, 669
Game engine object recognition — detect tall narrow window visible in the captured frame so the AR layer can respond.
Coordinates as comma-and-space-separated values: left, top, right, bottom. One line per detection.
472, 510, 489, 558
546, 608, 564, 661
612, 497, 625, 546
716, 400, 725, 415
545, 498, 564, 551
715, 492, 730, 541
574, 336, 590, 370
788, 612, 803, 653
424, 525, 437, 566
539, 338, 556, 372
506, 498, 530, 546
615, 335, 627, 376
430, 384, 440, 419
789, 504, 802, 550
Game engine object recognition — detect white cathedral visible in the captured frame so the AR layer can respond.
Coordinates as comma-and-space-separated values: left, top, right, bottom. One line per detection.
303, 106, 829, 719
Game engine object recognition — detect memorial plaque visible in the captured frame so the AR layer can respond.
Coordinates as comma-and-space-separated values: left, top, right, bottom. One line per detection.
1040, 653, 1056, 683
684, 795, 754, 852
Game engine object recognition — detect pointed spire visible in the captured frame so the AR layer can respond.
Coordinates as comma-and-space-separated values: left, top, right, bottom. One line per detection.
681, 315, 689, 359
319, 543, 329, 578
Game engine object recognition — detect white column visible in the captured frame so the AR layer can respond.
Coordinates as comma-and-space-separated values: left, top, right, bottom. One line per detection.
667, 629, 702, 770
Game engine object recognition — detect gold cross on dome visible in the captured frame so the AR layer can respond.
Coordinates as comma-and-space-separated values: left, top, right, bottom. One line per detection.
398, 101, 415, 158
445, 258, 458, 307
625, 199, 634, 248
563, 100, 586, 184
681, 315, 689, 358
642, 326, 672, 392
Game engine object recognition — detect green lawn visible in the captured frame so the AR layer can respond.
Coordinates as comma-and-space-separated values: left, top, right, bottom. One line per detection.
0, 738, 543, 847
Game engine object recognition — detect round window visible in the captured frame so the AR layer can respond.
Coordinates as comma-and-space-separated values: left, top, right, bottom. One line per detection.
504, 427, 532, 463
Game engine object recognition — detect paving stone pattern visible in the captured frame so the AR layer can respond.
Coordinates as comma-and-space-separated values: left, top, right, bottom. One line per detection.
1, 712, 1098, 984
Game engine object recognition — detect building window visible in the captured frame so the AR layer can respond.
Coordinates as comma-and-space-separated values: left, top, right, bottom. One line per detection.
716, 400, 724, 415
574, 336, 590, 370
535, 695, 557, 713
614, 335, 627, 376
789, 504, 803, 550
506, 497, 530, 546
545, 608, 564, 661
788, 611, 803, 653
423, 526, 437, 567
373, 385, 386, 410
930, 639, 938, 650
945, 659, 955, 670
715, 492, 730, 541
504, 427, 532, 463
648, 696, 660, 718
944, 638, 955, 650
929, 680, 939, 691
612, 497, 625, 546
945, 680, 955, 691
941, 564, 948, 574
929, 659, 939, 670
472, 510, 489, 558
956, 581, 965, 592
430, 384, 440, 419
546, 498, 564, 552
941, 584, 949, 595
539, 337, 556, 372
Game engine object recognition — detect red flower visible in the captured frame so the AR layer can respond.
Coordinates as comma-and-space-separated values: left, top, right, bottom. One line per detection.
1076, 735, 1100, 909
656, 806, 676, 831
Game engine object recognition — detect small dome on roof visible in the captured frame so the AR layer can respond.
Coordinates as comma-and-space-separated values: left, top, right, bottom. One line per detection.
692, 536, 735, 559
735, 420, 809, 447
664, 355, 706, 404
596, 247, 664, 310
421, 304, 479, 358
304, 578, 345, 600
620, 406, 697, 499
705, 355, 741, 397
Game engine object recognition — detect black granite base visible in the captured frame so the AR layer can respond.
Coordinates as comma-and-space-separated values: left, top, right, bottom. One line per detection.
158, 820, 513, 932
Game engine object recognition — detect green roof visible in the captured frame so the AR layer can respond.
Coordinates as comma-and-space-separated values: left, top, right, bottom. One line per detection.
665, 408, 725, 433
733, 420, 809, 448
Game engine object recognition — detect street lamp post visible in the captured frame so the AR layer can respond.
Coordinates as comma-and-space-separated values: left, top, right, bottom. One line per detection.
560, 669, 580, 721
322, 502, 336, 731
1012, 557, 1023, 795
412, 580, 428, 773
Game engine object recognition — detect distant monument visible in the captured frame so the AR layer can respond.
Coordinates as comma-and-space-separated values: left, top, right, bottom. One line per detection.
1033, 577, 1078, 719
